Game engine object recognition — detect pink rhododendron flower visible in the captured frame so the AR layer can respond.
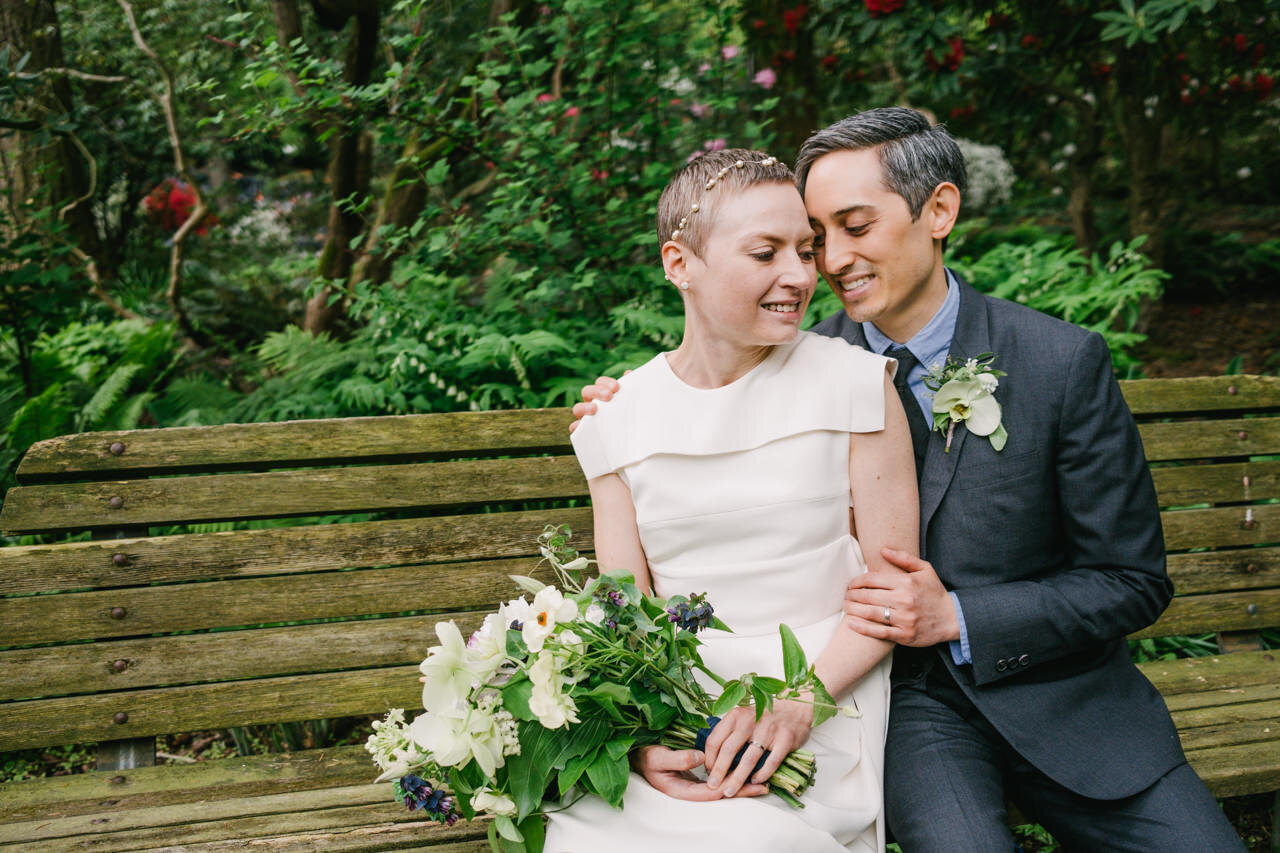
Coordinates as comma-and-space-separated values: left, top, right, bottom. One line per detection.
721, 45, 740, 60
689, 102, 709, 118
536, 93, 555, 103
753, 68, 777, 89
564, 106, 579, 117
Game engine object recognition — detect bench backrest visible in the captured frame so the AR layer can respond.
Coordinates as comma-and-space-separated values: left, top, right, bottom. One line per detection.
1, 375, 1277, 754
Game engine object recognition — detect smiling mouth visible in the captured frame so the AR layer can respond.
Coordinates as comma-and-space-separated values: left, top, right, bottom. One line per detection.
839, 272, 876, 293
762, 302, 800, 313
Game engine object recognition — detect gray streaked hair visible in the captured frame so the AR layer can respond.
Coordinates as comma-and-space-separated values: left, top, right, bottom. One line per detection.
794, 107, 967, 221
657, 148, 795, 256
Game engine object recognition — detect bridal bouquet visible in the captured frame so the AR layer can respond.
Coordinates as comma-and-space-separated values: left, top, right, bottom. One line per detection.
365, 525, 847, 853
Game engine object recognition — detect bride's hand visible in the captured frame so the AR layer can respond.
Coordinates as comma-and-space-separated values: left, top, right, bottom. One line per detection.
631, 744, 734, 802
704, 700, 814, 798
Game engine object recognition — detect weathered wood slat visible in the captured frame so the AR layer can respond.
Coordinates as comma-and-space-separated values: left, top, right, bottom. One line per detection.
1161, 503, 1280, 552
1170, 698, 1280, 731
0, 798, 483, 852
1177, 717, 1280, 752
0, 613, 488, 702
0, 667, 421, 753
1166, 547, 1280, 595
0, 559, 544, 647
1151, 459, 1280, 507
1138, 416, 1280, 462
1162, 683, 1280, 714
0, 455, 589, 534
1184, 739, 1280, 799
0, 507, 593, 597
15, 408, 575, 483
1120, 375, 1280, 416
1133, 589, 1280, 639
1138, 650, 1280, 696
0, 744, 374, 823
0, 783, 394, 844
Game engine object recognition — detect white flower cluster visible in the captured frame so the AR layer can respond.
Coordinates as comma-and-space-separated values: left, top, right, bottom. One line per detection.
227, 203, 292, 247
954, 138, 1016, 211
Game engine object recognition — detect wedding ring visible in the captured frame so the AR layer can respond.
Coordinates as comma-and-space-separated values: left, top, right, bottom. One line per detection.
748, 740, 765, 750
883, 606, 893, 625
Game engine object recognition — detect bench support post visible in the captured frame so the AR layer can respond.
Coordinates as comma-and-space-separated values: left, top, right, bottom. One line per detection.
93, 524, 157, 772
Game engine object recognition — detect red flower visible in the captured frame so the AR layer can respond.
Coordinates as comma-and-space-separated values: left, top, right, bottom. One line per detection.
1257, 73, 1275, 99
863, 0, 903, 18
926, 37, 964, 72
782, 5, 808, 37
564, 105, 580, 117
1228, 74, 1244, 91
752, 18, 767, 29
144, 178, 213, 235
1091, 62, 1112, 79
949, 104, 975, 119
776, 49, 797, 65
821, 54, 838, 71
1174, 52, 1188, 63
1180, 73, 1191, 86
536, 93, 555, 103
1234, 33, 1249, 54
1020, 33, 1042, 49
590, 168, 609, 182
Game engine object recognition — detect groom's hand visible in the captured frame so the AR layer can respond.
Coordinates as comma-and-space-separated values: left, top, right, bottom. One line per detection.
569, 375, 623, 433
844, 548, 960, 646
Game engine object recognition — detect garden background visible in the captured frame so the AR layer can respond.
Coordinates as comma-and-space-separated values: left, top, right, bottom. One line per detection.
2, 0, 1278, 848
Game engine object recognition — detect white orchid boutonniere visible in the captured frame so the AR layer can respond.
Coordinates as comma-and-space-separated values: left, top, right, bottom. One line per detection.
924, 353, 1008, 453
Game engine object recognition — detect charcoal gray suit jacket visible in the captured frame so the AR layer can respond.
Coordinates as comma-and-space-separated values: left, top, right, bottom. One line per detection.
811, 275, 1186, 800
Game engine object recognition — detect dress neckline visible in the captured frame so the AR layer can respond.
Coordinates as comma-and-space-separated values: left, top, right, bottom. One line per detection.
657, 338, 790, 393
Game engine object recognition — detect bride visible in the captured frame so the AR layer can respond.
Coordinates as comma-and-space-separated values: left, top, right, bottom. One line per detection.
546, 148, 918, 852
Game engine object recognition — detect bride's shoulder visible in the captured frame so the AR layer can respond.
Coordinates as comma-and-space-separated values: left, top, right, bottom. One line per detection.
787, 330, 888, 371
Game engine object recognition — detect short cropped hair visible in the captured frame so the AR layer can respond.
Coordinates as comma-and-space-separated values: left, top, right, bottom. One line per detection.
794, 107, 967, 221
657, 148, 795, 256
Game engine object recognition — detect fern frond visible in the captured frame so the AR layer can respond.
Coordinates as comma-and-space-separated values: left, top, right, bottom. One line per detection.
78, 363, 144, 430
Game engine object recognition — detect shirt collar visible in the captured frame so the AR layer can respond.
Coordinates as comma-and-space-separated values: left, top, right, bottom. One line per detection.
862, 268, 960, 372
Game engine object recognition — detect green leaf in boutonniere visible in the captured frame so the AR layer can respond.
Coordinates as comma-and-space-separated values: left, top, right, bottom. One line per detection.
924, 353, 1008, 453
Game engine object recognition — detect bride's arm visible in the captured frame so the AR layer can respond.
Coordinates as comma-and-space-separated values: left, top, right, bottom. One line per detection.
592, 474, 735, 800
585, 473, 651, 593
706, 371, 918, 797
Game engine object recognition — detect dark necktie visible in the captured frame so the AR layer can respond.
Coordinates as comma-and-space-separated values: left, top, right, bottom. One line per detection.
887, 345, 930, 477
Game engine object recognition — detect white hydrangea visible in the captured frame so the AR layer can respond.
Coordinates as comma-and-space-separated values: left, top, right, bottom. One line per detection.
954, 138, 1016, 211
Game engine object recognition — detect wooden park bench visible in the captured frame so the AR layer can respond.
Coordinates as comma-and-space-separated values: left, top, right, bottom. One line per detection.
0, 375, 1277, 850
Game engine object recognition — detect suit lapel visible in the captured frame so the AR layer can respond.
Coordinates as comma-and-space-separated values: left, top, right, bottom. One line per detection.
917, 276, 991, 542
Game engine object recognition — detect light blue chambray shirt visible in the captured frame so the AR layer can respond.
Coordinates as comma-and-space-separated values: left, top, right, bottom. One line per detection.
861, 270, 973, 666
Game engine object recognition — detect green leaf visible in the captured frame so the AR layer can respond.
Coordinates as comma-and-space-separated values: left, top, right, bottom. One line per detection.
810, 675, 838, 728
584, 747, 629, 808
752, 676, 787, 694
501, 677, 536, 721
604, 736, 635, 761
509, 574, 547, 595
425, 158, 449, 186
495, 814, 524, 842
558, 747, 598, 796
750, 684, 772, 720
779, 624, 806, 683
712, 681, 746, 716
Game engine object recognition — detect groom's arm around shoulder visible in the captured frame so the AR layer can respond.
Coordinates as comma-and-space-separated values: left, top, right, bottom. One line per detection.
954, 310, 1172, 687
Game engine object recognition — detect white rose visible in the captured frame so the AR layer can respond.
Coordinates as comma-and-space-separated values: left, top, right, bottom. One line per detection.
528, 651, 580, 729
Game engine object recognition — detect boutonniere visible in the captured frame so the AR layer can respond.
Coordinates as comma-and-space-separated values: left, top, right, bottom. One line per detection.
924, 353, 1008, 453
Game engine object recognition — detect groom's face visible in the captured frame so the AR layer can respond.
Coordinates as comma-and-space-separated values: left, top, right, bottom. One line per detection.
804, 147, 944, 341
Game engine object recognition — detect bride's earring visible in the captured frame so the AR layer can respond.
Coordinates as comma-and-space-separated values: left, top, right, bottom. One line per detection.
679, 281, 690, 290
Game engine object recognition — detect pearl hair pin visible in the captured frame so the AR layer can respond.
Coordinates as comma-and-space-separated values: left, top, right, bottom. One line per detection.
670, 155, 779, 243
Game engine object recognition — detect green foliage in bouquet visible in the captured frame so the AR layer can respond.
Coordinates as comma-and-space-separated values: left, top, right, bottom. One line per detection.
366, 525, 851, 852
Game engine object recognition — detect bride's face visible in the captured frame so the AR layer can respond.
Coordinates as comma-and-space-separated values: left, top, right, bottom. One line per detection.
682, 182, 817, 348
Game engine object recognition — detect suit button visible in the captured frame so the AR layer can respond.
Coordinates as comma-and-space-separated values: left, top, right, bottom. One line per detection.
1018, 654, 1030, 667
996, 659, 1008, 672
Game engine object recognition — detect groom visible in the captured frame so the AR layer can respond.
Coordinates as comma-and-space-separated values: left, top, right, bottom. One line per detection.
575, 108, 1242, 849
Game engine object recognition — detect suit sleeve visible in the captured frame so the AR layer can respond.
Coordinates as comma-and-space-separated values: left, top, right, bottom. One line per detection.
952, 331, 1172, 686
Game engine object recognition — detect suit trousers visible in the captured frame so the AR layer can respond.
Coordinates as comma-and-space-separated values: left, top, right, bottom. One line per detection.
884, 657, 1245, 852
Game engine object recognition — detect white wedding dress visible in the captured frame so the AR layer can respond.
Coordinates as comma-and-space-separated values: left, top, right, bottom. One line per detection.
549, 331, 895, 853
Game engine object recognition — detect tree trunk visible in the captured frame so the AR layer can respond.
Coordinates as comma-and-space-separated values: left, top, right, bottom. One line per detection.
1066, 104, 1102, 258
1114, 52, 1169, 268
301, 2, 380, 335
0, 0, 101, 260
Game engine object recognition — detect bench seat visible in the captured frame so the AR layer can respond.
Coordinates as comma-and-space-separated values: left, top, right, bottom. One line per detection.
1, 375, 1277, 848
